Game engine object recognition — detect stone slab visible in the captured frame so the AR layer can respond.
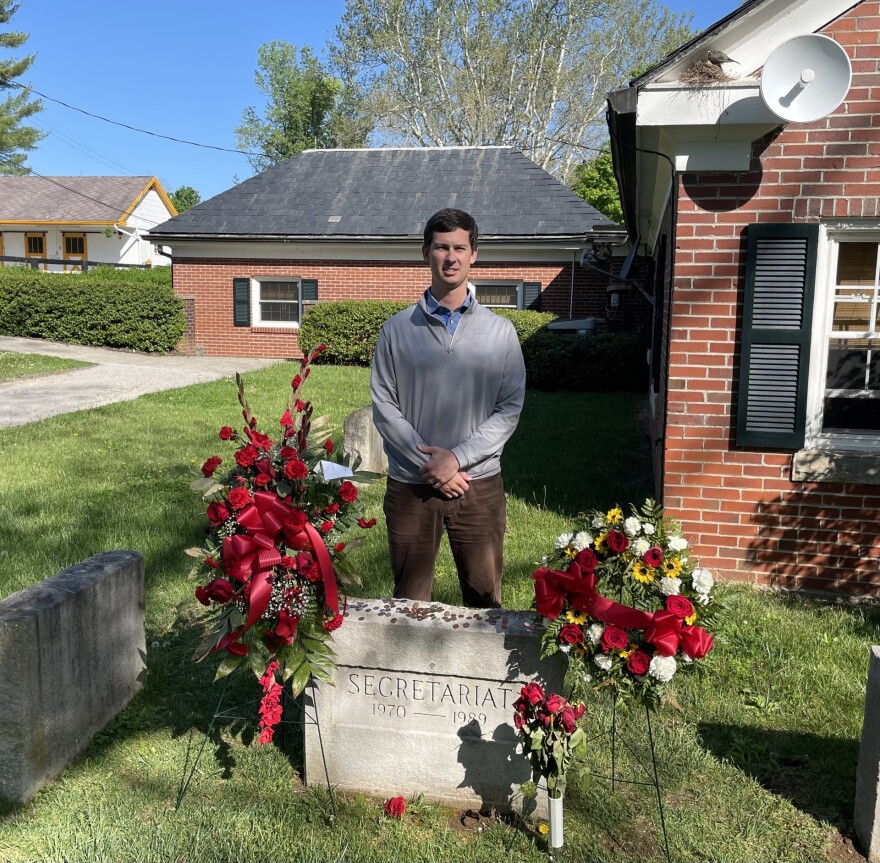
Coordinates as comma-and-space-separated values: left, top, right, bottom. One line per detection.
0, 551, 146, 802
343, 406, 388, 475
856, 646, 880, 860
304, 597, 564, 817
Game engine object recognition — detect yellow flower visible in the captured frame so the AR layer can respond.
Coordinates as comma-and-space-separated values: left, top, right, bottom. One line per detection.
619, 648, 633, 660
538, 823, 549, 836
662, 558, 683, 577
573, 645, 587, 657
564, 546, 577, 560
632, 562, 656, 584
606, 507, 624, 525
565, 609, 588, 624
594, 532, 609, 554
685, 611, 697, 625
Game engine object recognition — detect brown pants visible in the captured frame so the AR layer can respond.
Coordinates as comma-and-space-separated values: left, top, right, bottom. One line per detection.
383, 474, 506, 608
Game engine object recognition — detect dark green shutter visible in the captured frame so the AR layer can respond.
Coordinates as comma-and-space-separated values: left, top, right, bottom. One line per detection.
735, 223, 818, 448
233, 278, 250, 327
301, 279, 318, 302
523, 281, 541, 311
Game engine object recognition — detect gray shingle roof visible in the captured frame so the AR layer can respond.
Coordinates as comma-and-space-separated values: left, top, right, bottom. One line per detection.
150, 147, 615, 241
0, 176, 160, 223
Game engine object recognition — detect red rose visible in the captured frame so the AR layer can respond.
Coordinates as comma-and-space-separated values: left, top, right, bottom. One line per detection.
574, 548, 598, 571
513, 712, 525, 729
219, 426, 235, 440
384, 796, 406, 818
338, 481, 358, 503
204, 556, 220, 569
325, 502, 340, 515
607, 530, 629, 554
285, 459, 309, 480
201, 456, 222, 477
666, 595, 694, 619
600, 625, 628, 653
559, 623, 584, 645
225, 642, 248, 656
235, 445, 260, 468
358, 517, 377, 529
195, 586, 210, 606
324, 439, 334, 454
206, 501, 230, 526
627, 650, 651, 676
544, 693, 566, 714
559, 705, 579, 733
227, 487, 251, 510
334, 542, 346, 553
274, 610, 299, 641
201, 577, 235, 604
643, 546, 663, 567
521, 682, 544, 705
323, 611, 344, 632
320, 520, 334, 534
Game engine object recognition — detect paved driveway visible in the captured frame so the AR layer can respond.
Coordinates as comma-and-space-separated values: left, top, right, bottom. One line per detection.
0, 337, 281, 428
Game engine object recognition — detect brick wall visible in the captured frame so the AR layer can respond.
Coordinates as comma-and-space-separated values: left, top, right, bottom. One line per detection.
661, 4, 880, 592
172, 257, 612, 358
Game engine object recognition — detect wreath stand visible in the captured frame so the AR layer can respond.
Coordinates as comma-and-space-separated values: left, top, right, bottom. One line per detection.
584, 695, 672, 863
174, 676, 337, 819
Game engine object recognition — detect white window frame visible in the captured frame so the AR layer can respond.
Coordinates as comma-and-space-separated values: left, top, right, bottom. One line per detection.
471, 279, 524, 309
250, 276, 302, 328
805, 222, 880, 452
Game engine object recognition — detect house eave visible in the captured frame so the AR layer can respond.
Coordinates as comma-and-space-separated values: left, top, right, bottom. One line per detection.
148, 231, 624, 245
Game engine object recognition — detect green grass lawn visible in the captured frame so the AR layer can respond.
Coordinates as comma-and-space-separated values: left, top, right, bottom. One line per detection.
0, 350, 91, 381
0, 363, 872, 862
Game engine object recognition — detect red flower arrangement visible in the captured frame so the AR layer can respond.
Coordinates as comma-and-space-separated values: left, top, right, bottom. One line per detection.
533, 499, 719, 709
187, 346, 378, 739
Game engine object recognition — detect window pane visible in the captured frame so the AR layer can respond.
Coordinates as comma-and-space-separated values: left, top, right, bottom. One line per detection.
26, 236, 43, 255
825, 345, 868, 390
260, 302, 298, 322
261, 281, 298, 301
822, 396, 880, 432
65, 236, 84, 255
832, 297, 873, 330
475, 284, 517, 307
837, 242, 877, 285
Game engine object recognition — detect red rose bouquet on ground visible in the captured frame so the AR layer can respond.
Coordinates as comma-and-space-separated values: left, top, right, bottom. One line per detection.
513, 683, 587, 800
186, 346, 376, 741
532, 499, 719, 709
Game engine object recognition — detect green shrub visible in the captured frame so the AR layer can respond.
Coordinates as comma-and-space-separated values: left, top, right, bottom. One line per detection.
299, 300, 411, 365
492, 309, 558, 342
0, 266, 183, 353
521, 330, 647, 392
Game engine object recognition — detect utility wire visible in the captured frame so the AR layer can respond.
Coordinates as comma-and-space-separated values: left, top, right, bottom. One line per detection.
0, 75, 261, 158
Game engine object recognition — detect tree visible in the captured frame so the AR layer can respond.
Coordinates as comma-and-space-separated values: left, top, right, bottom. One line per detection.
570, 148, 623, 223
332, 0, 691, 180
169, 185, 201, 213
236, 42, 372, 173
0, 0, 42, 174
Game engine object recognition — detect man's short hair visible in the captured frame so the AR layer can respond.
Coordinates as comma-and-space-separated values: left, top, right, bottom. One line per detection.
423, 208, 479, 250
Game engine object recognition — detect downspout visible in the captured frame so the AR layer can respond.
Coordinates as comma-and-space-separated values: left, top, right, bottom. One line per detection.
569, 250, 575, 319
114, 224, 143, 265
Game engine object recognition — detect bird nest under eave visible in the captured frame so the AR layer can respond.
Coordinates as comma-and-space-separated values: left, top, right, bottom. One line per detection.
681, 60, 734, 85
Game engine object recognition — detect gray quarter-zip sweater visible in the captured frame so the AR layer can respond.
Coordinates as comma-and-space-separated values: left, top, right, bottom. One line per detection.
370, 291, 526, 483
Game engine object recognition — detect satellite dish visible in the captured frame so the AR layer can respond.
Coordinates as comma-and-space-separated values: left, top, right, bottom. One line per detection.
760, 34, 852, 123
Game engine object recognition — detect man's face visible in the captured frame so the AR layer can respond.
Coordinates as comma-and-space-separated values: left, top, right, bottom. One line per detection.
422, 228, 478, 292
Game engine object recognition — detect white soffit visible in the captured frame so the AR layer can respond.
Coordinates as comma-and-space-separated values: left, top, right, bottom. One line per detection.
674, 142, 753, 172
650, 0, 859, 84
638, 80, 783, 126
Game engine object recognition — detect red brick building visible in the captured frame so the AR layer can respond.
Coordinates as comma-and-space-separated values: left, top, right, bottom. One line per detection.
608, 0, 880, 592
149, 147, 623, 359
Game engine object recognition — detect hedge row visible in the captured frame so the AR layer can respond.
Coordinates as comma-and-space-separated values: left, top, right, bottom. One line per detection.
0, 266, 184, 353
300, 299, 646, 392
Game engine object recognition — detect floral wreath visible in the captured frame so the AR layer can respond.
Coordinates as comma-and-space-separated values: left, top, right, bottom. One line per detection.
187, 346, 376, 742
532, 499, 718, 708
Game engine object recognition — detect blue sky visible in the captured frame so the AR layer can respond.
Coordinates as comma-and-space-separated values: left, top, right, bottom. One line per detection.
11, 0, 739, 203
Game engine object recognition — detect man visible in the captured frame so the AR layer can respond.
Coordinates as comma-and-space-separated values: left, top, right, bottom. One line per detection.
370, 208, 526, 608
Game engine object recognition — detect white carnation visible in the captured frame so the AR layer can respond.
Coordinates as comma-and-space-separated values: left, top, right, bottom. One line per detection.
623, 516, 642, 536
648, 654, 677, 682
593, 653, 612, 671
632, 537, 651, 557
667, 535, 688, 551
659, 577, 682, 596
587, 623, 604, 645
572, 531, 593, 551
692, 567, 715, 596
592, 514, 606, 529
642, 523, 656, 535
555, 532, 573, 550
